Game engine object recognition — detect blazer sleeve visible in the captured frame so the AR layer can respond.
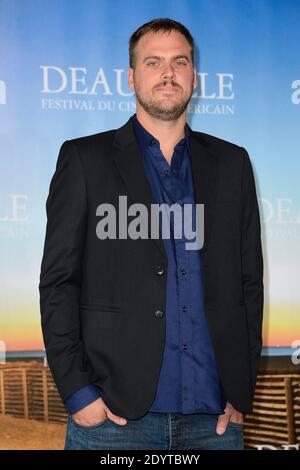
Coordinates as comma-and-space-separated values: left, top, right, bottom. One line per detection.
39, 140, 93, 402
240, 147, 264, 394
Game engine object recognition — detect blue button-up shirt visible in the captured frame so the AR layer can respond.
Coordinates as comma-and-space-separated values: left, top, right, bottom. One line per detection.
65, 113, 227, 415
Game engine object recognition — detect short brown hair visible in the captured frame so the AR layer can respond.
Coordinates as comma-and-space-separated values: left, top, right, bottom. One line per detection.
129, 18, 195, 68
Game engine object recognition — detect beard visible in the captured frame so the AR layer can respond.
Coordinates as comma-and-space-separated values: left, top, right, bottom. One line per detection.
135, 81, 193, 122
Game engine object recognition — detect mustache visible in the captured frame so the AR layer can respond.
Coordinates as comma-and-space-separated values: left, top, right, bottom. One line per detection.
154, 81, 181, 89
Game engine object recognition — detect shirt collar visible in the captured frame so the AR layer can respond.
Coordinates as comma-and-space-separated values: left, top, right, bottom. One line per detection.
131, 113, 191, 156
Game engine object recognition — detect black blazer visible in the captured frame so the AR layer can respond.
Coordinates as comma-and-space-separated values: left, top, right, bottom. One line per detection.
39, 116, 264, 419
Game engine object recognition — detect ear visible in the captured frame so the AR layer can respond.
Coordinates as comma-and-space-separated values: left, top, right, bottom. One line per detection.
193, 67, 197, 90
128, 67, 135, 89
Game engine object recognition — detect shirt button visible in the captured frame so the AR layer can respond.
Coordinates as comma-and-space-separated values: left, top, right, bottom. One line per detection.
155, 266, 165, 276
154, 310, 164, 318
181, 344, 188, 351
182, 305, 187, 312
150, 139, 156, 146
163, 170, 169, 176
181, 268, 186, 276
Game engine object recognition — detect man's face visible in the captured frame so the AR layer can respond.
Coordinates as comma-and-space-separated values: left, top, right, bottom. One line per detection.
128, 30, 197, 121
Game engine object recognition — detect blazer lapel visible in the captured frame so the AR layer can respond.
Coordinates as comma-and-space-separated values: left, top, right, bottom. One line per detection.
187, 124, 218, 252
112, 118, 167, 259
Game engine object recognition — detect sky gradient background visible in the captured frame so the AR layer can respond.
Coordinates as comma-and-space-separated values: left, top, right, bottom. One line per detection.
0, 0, 299, 352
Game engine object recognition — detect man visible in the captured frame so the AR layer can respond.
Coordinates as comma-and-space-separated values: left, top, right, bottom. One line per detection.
39, 18, 264, 450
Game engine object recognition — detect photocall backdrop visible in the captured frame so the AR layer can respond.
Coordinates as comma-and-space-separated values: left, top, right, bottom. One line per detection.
0, 0, 299, 359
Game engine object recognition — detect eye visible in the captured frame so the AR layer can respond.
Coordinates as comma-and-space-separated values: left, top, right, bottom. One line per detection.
175, 60, 187, 66
147, 61, 159, 67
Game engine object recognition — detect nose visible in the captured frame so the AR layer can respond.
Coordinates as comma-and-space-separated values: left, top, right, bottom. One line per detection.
161, 62, 175, 81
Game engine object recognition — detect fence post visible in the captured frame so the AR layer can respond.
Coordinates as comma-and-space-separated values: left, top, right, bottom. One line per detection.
42, 367, 49, 423
285, 377, 296, 444
21, 368, 29, 419
0, 369, 5, 415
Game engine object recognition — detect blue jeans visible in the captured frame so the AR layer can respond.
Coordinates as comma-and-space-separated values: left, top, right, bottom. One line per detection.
64, 411, 244, 450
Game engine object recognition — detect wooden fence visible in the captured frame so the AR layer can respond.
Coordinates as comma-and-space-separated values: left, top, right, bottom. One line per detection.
0, 361, 299, 449
0, 362, 67, 424
243, 374, 300, 449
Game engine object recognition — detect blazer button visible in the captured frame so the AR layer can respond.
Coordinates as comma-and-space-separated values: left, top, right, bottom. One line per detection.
154, 310, 164, 318
155, 266, 165, 276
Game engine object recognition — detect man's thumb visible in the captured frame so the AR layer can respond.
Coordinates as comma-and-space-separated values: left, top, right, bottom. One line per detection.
108, 412, 127, 425
216, 415, 228, 435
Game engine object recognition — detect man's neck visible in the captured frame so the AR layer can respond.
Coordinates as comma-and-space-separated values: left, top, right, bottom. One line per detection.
135, 108, 186, 151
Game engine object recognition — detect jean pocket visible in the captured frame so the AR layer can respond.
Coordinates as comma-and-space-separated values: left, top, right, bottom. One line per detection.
70, 415, 110, 430
227, 421, 244, 431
